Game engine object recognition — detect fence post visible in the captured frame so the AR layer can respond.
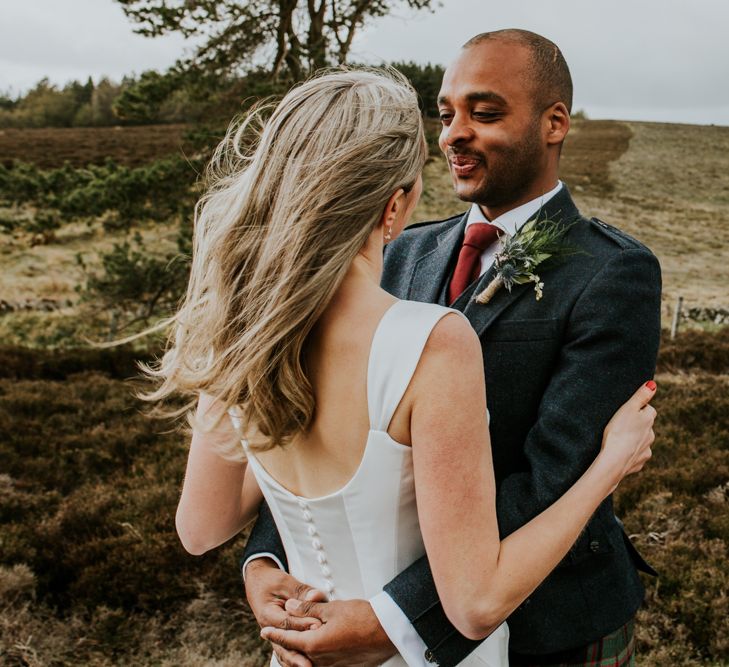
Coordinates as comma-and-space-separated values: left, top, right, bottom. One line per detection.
670, 295, 683, 340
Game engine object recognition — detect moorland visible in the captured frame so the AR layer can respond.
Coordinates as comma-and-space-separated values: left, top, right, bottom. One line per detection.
1, 117, 728, 666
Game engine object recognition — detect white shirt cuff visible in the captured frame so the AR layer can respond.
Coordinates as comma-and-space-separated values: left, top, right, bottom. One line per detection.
370, 591, 429, 667
241, 553, 286, 583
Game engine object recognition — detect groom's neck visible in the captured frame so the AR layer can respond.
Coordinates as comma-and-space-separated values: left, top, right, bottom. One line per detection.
478, 176, 560, 221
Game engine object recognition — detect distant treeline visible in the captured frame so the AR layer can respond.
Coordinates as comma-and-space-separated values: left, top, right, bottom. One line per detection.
0, 62, 445, 129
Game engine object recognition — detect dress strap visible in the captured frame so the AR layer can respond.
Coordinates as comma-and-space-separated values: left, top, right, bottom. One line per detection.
227, 407, 250, 455
367, 300, 466, 432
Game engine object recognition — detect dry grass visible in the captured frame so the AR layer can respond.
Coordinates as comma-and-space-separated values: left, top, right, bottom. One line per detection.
0, 217, 180, 304
411, 155, 465, 223
1, 119, 727, 345
0, 215, 181, 347
417, 118, 729, 317
0, 125, 193, 169
568, 121, 729, 311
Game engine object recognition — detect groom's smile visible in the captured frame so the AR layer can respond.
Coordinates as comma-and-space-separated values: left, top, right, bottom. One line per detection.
448, 151, 484, 178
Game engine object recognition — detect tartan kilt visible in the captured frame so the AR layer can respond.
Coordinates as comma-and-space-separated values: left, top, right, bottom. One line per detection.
509, 620, 636, 667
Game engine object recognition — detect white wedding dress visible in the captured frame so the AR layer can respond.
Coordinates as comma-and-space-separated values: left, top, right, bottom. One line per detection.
238, 300, 509, 666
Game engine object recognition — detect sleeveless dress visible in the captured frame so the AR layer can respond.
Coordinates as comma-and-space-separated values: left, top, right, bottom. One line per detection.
236, 300, 509, 666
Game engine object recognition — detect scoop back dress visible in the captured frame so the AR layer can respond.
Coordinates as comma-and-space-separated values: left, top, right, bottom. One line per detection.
233, 300, 509, 666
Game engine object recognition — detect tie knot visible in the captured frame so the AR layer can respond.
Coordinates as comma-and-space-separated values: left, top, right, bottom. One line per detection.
463, 223, 501, 251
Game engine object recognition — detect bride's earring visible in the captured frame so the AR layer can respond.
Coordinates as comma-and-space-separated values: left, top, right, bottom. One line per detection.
384, 225, 393, 242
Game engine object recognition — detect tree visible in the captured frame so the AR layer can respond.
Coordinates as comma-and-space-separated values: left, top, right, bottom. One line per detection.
0, 92, 17, 112
391, 61, 444, 117
117, 0, 436, 81
113, 70, 182, 123
8, 79, 78, 127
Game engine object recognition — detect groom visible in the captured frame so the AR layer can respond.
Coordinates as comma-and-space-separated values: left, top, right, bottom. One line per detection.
243, 29, 661, 666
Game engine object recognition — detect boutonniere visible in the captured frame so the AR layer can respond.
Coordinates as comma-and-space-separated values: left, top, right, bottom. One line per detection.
474, 213, 578, 305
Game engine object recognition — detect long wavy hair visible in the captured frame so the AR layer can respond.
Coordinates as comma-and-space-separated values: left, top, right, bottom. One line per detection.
141, 67, 427, 456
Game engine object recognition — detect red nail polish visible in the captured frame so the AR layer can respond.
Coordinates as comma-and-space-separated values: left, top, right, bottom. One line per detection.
645, 380, 657, 391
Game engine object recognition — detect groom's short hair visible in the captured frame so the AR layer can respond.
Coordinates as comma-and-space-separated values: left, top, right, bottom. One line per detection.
463, 29, 573, 114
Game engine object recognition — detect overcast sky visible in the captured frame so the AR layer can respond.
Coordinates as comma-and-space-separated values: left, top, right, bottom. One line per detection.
2, 0, 728, 125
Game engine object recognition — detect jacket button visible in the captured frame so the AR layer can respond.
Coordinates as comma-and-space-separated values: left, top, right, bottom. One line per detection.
424, 649, 438, 664
590, 539, 600, 552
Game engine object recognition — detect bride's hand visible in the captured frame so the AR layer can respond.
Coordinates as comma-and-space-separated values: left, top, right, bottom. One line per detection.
599, 381, 657, 489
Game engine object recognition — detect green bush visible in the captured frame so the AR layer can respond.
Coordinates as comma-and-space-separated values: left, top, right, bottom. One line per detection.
76, 230, 191, 332
0, 156, 201, 229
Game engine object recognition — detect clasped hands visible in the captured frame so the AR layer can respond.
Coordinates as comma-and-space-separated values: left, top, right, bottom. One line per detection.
245, 558, 397, 667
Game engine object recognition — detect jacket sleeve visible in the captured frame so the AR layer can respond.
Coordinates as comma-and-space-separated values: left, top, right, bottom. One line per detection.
383, 247, 662, 666
240, 500, 289, 576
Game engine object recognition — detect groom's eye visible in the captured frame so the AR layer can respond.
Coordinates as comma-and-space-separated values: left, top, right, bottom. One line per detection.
473, 111, 501, 121
438, 112, 453, 124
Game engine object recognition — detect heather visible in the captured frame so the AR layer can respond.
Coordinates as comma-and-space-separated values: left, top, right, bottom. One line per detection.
0, 332, 727, 665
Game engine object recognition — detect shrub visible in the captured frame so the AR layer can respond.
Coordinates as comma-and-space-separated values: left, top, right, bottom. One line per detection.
1, 329, 728, 664
0, 156, 201, 229
76, 230, 191, 333
657, 327, 729, 374
0, 372, 262, 664
0, 345, 155, 380
614, 373, 729, 665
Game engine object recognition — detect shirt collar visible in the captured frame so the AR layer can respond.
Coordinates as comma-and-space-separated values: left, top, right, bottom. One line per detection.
465, 181, 564, 236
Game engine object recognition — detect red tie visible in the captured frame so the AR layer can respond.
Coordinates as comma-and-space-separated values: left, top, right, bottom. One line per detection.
448, 223, 501, 305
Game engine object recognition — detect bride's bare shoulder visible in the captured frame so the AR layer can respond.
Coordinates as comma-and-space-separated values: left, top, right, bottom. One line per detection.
426, 311, 480, 356
414, 312, 483, 387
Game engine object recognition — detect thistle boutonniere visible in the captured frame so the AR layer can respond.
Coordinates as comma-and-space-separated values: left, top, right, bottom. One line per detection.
474, 212, 578, 305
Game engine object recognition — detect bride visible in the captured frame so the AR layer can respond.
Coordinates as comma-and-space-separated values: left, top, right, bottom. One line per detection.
144, 68, 656, 666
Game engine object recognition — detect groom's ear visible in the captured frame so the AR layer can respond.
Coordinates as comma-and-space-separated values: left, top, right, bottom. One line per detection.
545, 102, 570, 147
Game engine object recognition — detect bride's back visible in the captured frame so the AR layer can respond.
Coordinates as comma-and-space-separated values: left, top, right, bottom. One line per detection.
243, 295, 511, 666
255, 289, 412, 499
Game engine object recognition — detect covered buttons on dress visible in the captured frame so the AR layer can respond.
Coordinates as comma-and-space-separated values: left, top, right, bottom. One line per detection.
297, 497, 335, 599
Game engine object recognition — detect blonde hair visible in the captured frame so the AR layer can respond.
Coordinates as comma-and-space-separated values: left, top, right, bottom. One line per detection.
141, 67, 427, 455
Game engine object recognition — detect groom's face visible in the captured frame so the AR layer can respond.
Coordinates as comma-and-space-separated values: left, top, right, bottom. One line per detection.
437, 41, 547, 209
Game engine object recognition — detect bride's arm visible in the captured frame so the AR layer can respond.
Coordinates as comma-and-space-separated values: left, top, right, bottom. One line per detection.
410, 314, 655, 641
175, 392, 263, 555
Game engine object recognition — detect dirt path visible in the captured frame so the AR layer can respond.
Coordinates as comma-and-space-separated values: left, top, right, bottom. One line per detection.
561, 119, 633, 196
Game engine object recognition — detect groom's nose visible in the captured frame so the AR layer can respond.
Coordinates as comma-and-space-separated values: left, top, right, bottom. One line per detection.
442, 112, 474, 147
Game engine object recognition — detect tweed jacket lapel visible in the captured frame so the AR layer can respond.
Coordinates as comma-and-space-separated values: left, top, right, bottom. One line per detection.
407, 212, 467, 304
461, 186, 582, 337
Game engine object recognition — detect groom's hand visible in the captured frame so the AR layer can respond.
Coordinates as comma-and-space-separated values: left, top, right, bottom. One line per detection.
261, 598, 397, 667
244, 558, 325, 634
